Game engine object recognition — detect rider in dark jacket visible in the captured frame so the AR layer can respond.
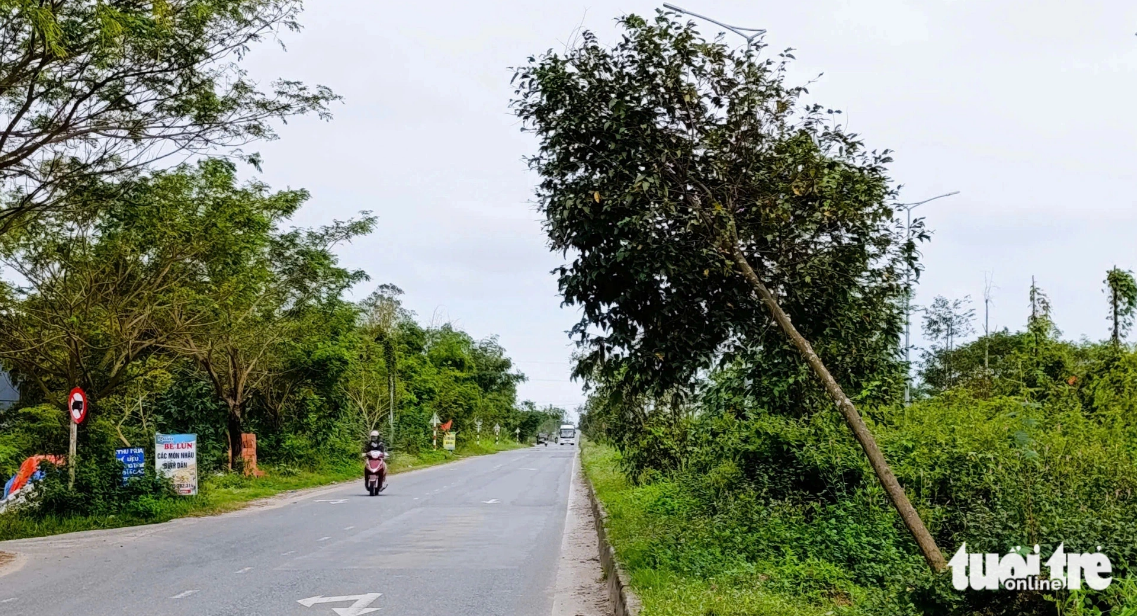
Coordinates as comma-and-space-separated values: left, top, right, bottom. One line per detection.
365, 430, 386, 454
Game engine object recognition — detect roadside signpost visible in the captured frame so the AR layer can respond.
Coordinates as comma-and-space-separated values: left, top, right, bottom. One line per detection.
475, 418, 482, 445
115, 447, 145, 485
430, 412, 441, 449
156, 434, 198, 495
442, 432, 456, 452
515, 427, 520, 443
67, 387, 87, 488
493, 423, 500, 443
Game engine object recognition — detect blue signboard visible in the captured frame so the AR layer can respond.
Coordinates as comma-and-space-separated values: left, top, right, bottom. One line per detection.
115, 447, 146, 485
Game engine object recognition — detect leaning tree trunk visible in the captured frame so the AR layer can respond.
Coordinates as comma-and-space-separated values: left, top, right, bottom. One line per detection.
729, 244, 948, 573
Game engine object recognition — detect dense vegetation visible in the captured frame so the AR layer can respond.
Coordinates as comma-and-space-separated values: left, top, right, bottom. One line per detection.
517, 11, 1137, 616
0, 157, 561, 527
0, 1, 560, 535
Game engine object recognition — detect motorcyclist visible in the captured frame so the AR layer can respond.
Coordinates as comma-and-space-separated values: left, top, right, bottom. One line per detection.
363, 430, 388, 490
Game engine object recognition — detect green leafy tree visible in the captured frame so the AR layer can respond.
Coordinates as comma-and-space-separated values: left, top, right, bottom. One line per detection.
1105, 267, 1137, 346
161, 159, 372, 469
512, 12, 945, 570
0, 171, 218, 438
921, 295, 975, 388
0, 0, 337, 234
358, 284, 408, 442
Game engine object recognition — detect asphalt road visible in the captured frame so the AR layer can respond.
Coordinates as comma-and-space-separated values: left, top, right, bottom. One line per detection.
0, 444, 577, 616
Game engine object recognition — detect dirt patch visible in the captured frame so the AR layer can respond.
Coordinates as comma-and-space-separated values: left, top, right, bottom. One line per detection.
552, 453, 613, 616
0, 550, 26, 578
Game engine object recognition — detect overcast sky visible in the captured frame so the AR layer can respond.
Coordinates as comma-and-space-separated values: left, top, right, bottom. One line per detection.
240, 1, 1137, 414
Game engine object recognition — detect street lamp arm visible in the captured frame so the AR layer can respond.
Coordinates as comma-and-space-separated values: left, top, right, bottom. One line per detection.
895, 191, 960, 211
662, 3, 766, 44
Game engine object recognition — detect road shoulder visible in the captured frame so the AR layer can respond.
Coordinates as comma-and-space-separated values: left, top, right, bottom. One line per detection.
551, 450, 612, 616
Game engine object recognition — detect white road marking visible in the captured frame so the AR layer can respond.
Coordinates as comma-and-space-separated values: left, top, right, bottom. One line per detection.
318, 536, 331, 541
521, 468, 538, 470
482, 499, 500, 504
297, 593, 382, 615
413, 497, 419, 500
343, 526, 355, 531
281, 551, 296, 556
315, 499, 347, 504
235, 567, 252, 574
1, 598, 17, 603
171, 590, 199, 599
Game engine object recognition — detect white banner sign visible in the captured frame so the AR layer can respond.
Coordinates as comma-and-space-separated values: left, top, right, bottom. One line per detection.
155, 433, 197, 495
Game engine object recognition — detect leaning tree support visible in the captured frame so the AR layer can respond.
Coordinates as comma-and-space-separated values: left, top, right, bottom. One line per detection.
675, 171, 946, 573
729, 241, 946, 572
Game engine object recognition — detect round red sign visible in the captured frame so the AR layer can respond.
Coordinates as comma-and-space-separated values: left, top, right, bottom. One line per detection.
69, 387, 87, 424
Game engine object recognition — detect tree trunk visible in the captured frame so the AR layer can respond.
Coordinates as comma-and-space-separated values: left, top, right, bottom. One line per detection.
1113, 296, 1120, 346
729, 244, 948, 573
385, 342, 396, 443
227, 407, 244, 472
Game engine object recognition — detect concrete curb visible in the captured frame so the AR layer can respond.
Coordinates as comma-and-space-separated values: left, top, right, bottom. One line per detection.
583, 470, 642, 616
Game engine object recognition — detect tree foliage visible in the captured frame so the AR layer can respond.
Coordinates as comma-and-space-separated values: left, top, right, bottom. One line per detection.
1105, 267, 1137, 345
0, 0, 337, 234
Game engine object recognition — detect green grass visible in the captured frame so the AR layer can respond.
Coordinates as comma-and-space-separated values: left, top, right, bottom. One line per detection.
581, 438, 856, 616
0, 439, 526, 542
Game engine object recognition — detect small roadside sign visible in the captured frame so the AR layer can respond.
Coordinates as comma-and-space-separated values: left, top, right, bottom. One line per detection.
68, 387, 87, 424
442, 432, 456, 451
155, 434, 197, 495
115, 447, 145, 485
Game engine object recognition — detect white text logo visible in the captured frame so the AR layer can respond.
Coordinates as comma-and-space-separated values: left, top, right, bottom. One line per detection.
948, 543, 1111, 591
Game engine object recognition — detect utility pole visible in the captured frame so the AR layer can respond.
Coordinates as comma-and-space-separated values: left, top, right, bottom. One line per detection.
896, 191, 959, 405
983, 274, 995, 373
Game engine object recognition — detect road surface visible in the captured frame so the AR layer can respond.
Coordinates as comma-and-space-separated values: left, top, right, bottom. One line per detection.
0, 445, 578, 616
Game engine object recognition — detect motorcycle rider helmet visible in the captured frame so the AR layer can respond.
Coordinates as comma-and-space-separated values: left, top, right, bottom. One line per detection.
370, 430, 380, 439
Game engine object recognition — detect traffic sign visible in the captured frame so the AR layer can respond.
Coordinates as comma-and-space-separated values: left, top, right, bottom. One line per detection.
430, 412, 441, 427
68, 387, 87, 424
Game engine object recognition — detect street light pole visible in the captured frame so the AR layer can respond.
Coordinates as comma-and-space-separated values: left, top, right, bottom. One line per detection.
896, 191, 959, 406
661, 4, 766, 44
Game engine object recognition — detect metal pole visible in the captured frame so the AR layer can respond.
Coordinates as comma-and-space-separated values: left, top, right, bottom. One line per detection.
661, 4, 766, 44
896, 191, 958, 406
904, 206, 911, 406
68, 418, 77, 489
